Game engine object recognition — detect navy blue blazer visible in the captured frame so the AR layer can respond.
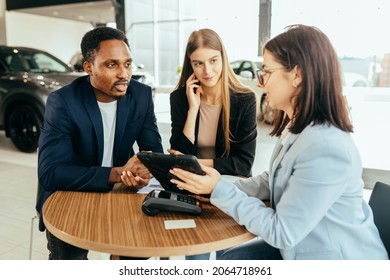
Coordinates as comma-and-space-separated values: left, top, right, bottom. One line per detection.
36, 76, 163, 231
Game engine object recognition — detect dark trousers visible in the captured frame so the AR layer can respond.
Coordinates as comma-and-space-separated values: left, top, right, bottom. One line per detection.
46, 230, 148, 260
46, 230, 88, 260
219, 239, 283, 260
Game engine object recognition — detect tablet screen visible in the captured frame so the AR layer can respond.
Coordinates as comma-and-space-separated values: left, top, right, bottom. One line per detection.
137, 152, 206, 195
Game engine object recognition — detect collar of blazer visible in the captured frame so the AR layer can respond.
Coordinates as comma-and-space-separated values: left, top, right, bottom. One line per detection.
269, 132, 300, 208
270, 133, 299, 172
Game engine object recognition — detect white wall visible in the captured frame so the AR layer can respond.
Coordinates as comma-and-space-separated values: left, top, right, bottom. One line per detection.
0, 0, 6, 44
194, 0, 259, 61
271, 0, 390, 59
5, 11, 92, 63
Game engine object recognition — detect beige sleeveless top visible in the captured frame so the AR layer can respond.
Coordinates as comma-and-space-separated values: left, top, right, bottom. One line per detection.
197, 101, 222, 159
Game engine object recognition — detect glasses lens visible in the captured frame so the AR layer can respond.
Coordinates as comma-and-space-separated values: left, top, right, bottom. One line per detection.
256, 70, 263, 85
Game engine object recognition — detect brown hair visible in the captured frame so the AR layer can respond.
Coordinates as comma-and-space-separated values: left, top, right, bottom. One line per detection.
176, 28, 254, 155
264, 24, 353, 136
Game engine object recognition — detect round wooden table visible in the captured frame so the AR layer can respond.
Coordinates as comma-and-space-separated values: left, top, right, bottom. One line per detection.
43, 186, 255, 257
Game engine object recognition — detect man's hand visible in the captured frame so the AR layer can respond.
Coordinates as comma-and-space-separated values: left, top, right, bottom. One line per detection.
120, 154, 152, 189
120, 170, 150, 190
123, 154, 152, 179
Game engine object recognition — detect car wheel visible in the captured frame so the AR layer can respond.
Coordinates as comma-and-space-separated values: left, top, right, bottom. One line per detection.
259, 96, 274, 124
8, 105, 41, 153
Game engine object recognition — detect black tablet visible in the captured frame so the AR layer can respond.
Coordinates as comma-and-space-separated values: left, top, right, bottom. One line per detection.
137, 152, 206, 194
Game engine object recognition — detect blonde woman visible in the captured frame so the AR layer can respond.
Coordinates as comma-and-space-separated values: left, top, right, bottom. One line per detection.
170, 28, 257, 177
169, 28, 258, 260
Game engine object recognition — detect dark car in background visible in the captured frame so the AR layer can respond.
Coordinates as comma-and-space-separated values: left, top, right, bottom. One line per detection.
0, 45, 82, 152
230, 58, 275, 124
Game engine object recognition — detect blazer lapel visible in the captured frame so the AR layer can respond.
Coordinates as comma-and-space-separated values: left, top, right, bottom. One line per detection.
84, 85, 104, 165
269, 138, 283, 172
272, 134, 299, 172
114, 92, 131, 159
269, 133, 300, 208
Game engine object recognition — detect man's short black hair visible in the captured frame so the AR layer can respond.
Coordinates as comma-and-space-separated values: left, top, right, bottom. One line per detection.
80, 26, 130, 62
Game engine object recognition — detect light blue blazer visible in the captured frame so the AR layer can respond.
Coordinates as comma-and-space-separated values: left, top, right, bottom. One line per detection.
211, 124, 388, 259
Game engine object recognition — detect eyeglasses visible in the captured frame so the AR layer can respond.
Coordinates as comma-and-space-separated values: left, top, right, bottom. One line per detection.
256, 67, 287, 86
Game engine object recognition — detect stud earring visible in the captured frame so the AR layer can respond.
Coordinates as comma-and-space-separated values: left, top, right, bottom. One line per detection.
293, 81, 298, 88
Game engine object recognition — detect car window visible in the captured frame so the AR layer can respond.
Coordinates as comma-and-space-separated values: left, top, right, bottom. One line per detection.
230, 61, 242, 74
24, 53, 70, 73
0, 49, 72, 73
0, 60, 6, 72
6, 54, 29, 71
242, 61, 254, 78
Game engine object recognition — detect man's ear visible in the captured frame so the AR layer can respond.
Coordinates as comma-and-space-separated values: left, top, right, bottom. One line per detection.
83, 61, 92, 75
292, 65, 302, 88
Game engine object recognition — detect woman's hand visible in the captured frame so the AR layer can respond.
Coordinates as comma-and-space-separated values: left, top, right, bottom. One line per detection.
169, 164, 221, 195
185, 73, 201, 110
167, 148, 184, 156
192, 195, 211, 203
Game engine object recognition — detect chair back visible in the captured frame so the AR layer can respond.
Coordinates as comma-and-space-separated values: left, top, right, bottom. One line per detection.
368, 181, 390, 255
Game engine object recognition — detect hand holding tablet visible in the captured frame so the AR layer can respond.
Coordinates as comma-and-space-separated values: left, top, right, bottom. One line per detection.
137, 152, 205, 195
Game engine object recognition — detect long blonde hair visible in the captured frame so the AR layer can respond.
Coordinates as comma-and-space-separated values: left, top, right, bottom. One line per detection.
176, 28, 254, 155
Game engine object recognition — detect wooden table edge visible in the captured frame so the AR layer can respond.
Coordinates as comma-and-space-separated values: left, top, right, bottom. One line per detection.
43, 211, 256, 258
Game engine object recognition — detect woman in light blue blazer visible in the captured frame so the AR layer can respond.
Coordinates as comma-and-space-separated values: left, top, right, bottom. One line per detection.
169, 25, 388, 260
